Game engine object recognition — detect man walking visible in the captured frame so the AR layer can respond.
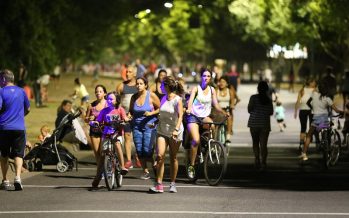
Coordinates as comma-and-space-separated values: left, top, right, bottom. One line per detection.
0, 69, 30, 191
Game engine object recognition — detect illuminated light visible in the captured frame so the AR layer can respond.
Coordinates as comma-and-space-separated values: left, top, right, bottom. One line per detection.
145, 9, 151, 14
134, 14, 139, 18
198, 4, 203, 8
178, 73, 183, 78
191, 71, 196, 76
164, 2, 173, 8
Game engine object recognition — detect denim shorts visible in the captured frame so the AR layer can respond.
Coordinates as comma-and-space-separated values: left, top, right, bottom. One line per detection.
186, 114, 204, 124
311, 114, 329, 128
133, 124, 157, 158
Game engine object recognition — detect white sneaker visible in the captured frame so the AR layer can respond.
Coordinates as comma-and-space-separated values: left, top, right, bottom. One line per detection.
169, 182, 177, 193
299, 152, 308, 161
14, 178, 23, 191
0, 180, 11, 190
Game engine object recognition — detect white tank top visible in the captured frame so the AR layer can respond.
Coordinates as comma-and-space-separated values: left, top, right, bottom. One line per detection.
217, 89, 230, 109
192, 85, 212, 118
300, 87, 314, 110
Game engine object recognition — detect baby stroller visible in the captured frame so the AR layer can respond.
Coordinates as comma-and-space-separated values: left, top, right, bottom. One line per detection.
24, 110, 81, 173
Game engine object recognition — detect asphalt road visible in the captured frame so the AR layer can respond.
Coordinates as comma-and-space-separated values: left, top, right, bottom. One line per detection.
1, 84, 349, 218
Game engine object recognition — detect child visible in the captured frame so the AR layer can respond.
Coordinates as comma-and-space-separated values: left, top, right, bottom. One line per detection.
38, 125, 51, 143
91, 91, 129, 188
275, 101, 287, 132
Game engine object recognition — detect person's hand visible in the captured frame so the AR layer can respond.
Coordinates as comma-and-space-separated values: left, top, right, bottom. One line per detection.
186, 108, 192, 114
144, 111, 152, 117
127, 113, 133, 120
172, 129, 179, 140
89, 115, 95, 121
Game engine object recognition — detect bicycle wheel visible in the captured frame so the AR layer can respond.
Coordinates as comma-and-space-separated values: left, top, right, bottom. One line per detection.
329, 129, 341, 166
103, 154, 116, 191
116, 161, 123, 188
204, 140, 227, 186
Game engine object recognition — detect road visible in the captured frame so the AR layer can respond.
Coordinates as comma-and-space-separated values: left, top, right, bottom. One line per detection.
1, 84, 349, 218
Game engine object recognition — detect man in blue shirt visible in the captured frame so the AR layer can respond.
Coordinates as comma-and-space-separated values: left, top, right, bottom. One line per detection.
0, 69, 30, 191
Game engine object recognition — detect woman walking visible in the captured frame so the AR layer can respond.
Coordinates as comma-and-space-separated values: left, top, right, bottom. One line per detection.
85, 85, 107, 164
247, 81, 274, 170
150, 69, 167, 100
129, 77, 160, 179
149, 76, 184, 193
294, 78, 316, 151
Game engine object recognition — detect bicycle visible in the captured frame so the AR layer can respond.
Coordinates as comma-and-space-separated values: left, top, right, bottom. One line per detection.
90, 115, 126, 191
316, 113, 342, 168
186, 114, 228, 186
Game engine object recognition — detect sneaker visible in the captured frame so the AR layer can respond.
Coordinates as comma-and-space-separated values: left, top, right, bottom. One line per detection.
299, 152, 308, 161
124, 161, 133, 169
225, 140, 231, 147
187, 165, 195, 179
0, 180, 11, 190
149, 183, 164, 193
140, 172, 150, 180
169, 182, 177, 193
120, 168, 129, 176
135, 158, 142, 168
14, 178, 23, 191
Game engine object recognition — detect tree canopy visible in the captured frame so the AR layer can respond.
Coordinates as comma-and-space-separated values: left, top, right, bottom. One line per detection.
0, 0, 348, 79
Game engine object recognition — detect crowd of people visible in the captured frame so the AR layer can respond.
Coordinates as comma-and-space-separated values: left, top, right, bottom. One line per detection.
1, 61, 349, 193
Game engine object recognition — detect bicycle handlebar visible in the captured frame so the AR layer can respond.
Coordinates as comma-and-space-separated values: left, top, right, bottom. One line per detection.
187, 113, 227, 126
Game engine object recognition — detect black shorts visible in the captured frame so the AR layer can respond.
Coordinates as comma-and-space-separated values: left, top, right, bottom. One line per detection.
277, 119, 284, 123
89, 127, 102, 138
0, 130, 26, 158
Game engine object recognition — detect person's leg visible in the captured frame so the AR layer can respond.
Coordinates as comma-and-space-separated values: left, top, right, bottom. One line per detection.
259, 130, 270, 166
132, 128, 145, 172
115, 141, 127, 172
90, 136, 101, 163
0, 157, 9, 181
142, 127, 157, 173
155, 136, 167, 183
303, 126, 315, 154
187, 123, 200, 166
168, 138, 181, 183
14, 157, 23, 179
124, 131, 132, 162
250, 128, 261, 167
227, 114, 233, 137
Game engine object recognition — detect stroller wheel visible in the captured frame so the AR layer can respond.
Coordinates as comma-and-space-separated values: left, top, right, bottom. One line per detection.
56, 161, 69, 173
24, 160, 35, 172
35, 161, 43, 171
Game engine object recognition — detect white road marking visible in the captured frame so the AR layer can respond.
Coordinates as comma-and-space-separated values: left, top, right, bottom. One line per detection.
23, 184, 240, 189
0, 210, 349, 216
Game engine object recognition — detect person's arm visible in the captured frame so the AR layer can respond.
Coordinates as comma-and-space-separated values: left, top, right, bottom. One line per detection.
85, 104, 92, 123
128, 94, 136, 116
294, 89, 303, 119
175, 97, 184, 130
247, 96, 254, 113
229, 86, 236, 110
145, 92, 160, 116
186, 86, 198, 114
24, 91, 30, 116
116, 83, 123, 95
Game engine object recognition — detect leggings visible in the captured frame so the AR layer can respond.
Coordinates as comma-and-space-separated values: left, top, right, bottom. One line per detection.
299, 110, 313, 133
250, 127, 270, 163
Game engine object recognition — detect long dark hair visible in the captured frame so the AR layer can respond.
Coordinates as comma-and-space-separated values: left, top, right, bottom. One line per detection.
257, 81, 271, 105
162, 76, 184, 96
318, 79, 329, 99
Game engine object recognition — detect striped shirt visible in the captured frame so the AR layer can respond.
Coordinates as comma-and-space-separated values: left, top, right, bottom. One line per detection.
247, 94, 274, 131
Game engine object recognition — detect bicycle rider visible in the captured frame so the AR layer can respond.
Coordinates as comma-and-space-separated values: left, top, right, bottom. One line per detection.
300, 80, 343, 161
91, 91, 129, 188
185, 68, 229, 179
